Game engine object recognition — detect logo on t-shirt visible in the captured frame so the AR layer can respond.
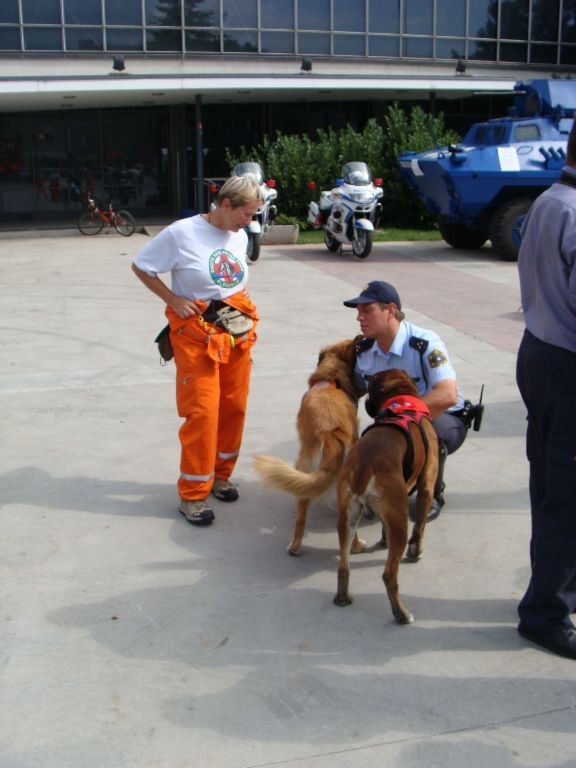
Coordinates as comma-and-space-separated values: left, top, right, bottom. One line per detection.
209, 249, 244, 288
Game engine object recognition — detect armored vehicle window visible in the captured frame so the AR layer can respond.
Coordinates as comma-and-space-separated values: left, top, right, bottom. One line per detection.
472, 125, 506, 145
514, 124, 541, 141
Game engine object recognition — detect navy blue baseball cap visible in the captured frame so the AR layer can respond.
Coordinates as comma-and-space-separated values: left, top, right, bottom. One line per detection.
343, 281, 401, 309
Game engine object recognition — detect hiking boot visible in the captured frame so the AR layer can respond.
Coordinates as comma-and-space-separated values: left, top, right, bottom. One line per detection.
179, 498, 215, 526
211, 478, 239, 502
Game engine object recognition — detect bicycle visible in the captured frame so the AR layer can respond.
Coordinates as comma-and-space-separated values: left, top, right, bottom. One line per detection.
77, 198, 136, 237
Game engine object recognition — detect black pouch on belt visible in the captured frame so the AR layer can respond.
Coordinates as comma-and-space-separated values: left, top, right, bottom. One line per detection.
154, 324, 173, 362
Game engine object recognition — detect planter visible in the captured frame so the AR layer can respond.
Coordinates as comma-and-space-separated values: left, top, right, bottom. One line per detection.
261, 224, 299, 245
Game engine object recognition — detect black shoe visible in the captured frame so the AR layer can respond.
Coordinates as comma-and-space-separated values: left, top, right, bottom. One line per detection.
518, 622, 576, 660
427, 496, 444, 522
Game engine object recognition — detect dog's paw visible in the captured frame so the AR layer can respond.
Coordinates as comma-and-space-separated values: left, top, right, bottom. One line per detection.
406, 543, 422, 562
334, 594, 353, 607
287, 543, 302, 556
350, 537, 367, 554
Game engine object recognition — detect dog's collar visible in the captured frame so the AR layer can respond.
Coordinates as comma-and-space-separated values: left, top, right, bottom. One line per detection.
378, 395, 430, 417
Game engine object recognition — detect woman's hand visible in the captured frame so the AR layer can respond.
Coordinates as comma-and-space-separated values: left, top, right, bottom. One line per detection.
168, 295, 205, 319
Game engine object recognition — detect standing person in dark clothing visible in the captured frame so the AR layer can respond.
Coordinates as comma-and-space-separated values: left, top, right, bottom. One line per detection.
515, 120, 576, 659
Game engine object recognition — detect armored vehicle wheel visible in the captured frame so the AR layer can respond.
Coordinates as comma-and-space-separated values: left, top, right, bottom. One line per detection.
324, 230, 340, 252
438, 222, 488, 250
352, 229, 373, 259
247, 232, 261, 261
489, 198, 533, 262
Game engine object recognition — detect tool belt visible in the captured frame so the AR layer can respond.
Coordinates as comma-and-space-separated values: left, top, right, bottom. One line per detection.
202, 300, 254, 336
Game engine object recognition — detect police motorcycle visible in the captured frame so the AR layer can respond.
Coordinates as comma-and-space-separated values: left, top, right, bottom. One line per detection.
231, 162, 278, 262
307, 162, 383, 259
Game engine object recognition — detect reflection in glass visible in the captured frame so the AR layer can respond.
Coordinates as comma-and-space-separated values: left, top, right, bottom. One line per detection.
223, 0, 257, 28
105, 0, 142, 25
298, 32, 330, 54
261, 0, 294, 29
334, 0, 365, 32
469, 39, 497, 59
405, 0, 432, 35
185, 29, 220, 50
369, 0, 399, 34
501, 0, 528, 40
146, 0, 181, 26
64, 0, 102, 25
184, 0, 218, 27
499, 42, 527, 61
223, 30, 257, 51
261, 31, 295, 52
531, 0, 559, 42
368, 35, 399, 56
468, 0, 496, 39
404, 36, 434, 58
0, 0, 19, 23
106, 28, 144, 50
561, 44, 576, 64
435, 38, 466, 60
22, 0, 61, 24
0, 28, 21, 50
562, 1, 576, 43
436, 0, 465, 37
333, 34, 365, 55
24, 27, 62, 50
529, 43, 558, 64
147, 28, 182, 50
298, 0, 330, 30
65, 27, 103, 50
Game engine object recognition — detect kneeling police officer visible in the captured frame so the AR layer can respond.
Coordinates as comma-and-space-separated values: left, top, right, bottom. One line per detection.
343, 280, 482, 520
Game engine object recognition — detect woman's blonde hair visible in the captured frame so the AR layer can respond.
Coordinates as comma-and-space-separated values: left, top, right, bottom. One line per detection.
215, 175, 265, 208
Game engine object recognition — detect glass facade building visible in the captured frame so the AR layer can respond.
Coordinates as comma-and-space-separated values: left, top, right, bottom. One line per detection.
0, 0, 574, 220
1, 0, 575, 66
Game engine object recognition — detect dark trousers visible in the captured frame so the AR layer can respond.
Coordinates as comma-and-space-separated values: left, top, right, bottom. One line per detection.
516, 330, 576, 629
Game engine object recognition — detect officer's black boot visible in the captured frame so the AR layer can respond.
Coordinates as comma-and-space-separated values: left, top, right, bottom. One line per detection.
428, 440, 448, 521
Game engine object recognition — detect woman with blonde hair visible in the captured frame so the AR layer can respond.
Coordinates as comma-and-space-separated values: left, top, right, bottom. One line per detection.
132, 175, 265, 526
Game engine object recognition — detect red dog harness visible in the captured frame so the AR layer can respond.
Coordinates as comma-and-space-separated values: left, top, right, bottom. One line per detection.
362, 395, 432, 482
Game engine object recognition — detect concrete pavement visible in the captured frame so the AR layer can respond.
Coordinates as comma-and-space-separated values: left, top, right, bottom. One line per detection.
1, 230, 575, 768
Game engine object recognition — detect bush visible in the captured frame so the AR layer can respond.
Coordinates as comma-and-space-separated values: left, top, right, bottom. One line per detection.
227, 105, 460, 228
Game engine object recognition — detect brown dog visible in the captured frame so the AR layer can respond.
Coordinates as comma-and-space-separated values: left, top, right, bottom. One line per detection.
334, 368, 439, 624
254, 338, 364, 555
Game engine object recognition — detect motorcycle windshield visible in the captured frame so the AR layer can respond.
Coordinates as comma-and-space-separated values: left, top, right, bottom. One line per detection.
341, 162, 371, 185
233, 162, 264, 183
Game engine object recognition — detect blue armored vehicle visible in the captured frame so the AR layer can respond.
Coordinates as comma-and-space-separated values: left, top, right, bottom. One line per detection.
397, 79, 575, 261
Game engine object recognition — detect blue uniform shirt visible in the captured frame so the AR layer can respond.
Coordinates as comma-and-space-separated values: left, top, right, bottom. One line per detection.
354, 320, 465, 410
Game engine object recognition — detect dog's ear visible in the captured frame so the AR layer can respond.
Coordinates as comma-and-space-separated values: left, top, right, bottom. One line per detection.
335, 338, 357, 367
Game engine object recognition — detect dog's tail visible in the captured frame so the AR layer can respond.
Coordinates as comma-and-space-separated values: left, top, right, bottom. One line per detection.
254, 439, 345, 499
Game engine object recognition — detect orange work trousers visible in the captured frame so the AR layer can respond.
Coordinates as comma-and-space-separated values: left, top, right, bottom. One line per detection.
169, 312, 256, 501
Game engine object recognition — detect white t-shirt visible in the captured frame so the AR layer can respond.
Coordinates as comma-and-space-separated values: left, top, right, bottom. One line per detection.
133, 214, 249, 300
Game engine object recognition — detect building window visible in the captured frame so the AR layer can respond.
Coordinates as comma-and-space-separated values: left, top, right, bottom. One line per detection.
436, 0, 465, 37
63, 0, 102, 25
468, 0, 496, 39
105, 0, 142, 26
334, 0, 366, 33
223, 30, 257, 52
501, 0, 529, 40
298, 0, 330, 30
106, 28, 144, 51
186, 28, 220, 51
185, 0, 219, 27
223, 0, 257, 28
0, 27, 21, 49
22, 0, 61, 24
333, 33, 366, 55
0, 0, 19, 24
146, 0, 182, 26
24, 27, 62, 50
404, 0, 432, 35
261, 0, 295, 29
298, 31, 330, 54
369, 0, 399, 34
261, 31, 295, 53
65, 27, 103, 50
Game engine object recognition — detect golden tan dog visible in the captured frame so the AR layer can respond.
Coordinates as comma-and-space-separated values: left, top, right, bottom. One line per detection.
334, 368, 439, 624
254, 338, 364, 555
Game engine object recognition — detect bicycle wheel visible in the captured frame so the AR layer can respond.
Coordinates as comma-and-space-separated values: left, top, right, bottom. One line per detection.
113, 210, 136, 237
77, 211, 104, 236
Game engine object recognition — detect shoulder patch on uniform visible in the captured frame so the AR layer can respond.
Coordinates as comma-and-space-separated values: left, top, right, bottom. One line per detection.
428, 348, 448, 368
